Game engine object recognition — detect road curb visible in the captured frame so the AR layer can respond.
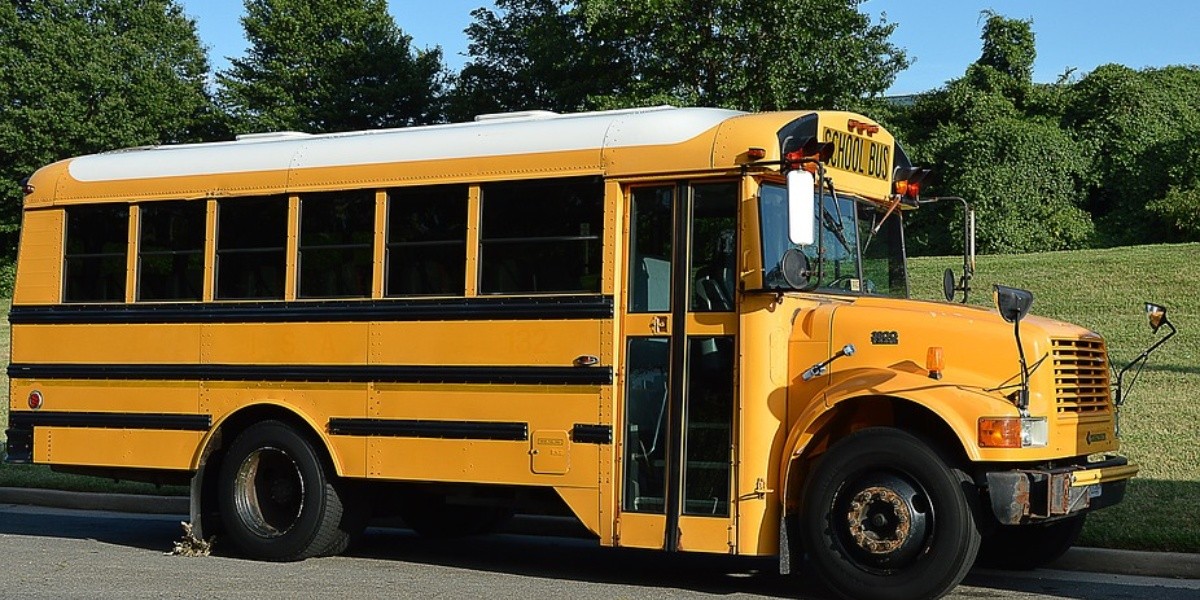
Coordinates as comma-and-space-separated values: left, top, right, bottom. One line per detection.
1, 486, 1197, 580
1051, 546, 1200, 580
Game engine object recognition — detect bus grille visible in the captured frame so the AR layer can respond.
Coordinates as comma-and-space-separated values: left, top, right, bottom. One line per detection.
1051, 338, 1111, 415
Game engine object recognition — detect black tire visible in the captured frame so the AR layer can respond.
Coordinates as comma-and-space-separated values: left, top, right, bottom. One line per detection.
799, 428, 981, 600
218, 420, 349, 561
976, 515, 1085, 570
398, 491, 514, 538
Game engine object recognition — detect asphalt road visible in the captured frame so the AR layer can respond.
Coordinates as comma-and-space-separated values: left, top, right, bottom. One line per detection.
1, 503, 1197, 599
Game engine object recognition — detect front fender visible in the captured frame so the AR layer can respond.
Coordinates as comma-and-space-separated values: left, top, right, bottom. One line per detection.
779, 366, 1019, 501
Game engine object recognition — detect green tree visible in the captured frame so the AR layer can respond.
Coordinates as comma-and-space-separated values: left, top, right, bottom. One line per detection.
217, 0, 445, 133
977, 10, 1035, 83
452, 0, 908, 117
899, 12, 1095, 255
447, 0, 632, 120
0, 0, 215, 283
1063, 64, 1200, 244
922, 117, 1093, 254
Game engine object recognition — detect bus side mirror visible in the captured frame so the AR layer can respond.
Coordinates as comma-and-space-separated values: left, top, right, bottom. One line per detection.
786, 170, 816, 246
994, 285, 1033, 323
1146, 303, 1169, 333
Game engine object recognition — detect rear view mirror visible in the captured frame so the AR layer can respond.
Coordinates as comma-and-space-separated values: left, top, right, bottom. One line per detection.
786, 170, 815, 246
994, 285, 1033, 324
1146, 303, 1169, 333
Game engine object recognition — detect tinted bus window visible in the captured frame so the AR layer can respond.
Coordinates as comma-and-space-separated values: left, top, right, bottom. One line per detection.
216, 196, 287, 300
64, 204, 129, 303
138, 201, 205, 301
299, 190, 374, 298
480, 178, 602, 294
386, 185, 468, 297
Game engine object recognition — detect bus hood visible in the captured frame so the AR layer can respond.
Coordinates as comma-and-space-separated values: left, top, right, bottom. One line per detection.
821, 296, 1105, 412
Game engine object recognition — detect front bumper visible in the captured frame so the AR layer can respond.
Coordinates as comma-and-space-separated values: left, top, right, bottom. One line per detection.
985, 456, 1137, 525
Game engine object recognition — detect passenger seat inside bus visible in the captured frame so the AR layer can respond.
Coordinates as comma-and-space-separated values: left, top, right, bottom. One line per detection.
630, 256, 670, 312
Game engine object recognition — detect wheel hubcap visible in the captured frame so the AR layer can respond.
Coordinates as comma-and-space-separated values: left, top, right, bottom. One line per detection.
234, 447, 305, 538
847, 486, 911, 554
834, 472, 932, 571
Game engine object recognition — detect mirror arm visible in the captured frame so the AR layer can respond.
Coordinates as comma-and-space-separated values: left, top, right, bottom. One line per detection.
1114, 319, 1177, 406
920, 196, 975, 303
960, 201, 975, 303
1012, 319, 1030, 412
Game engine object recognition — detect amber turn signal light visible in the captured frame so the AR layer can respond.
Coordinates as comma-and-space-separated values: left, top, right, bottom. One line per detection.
978, 417, 1022, 448
926, 346, 944, 380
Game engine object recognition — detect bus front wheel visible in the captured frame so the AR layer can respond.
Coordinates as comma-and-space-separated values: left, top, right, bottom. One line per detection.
217, 420, 349, 561
799, 428, 980, 600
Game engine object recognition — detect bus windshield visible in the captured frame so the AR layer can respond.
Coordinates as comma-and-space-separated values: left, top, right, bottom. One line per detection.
759, 182, 907, 297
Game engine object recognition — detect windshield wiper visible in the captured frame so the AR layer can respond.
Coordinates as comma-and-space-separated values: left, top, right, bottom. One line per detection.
821, 210, 853, 255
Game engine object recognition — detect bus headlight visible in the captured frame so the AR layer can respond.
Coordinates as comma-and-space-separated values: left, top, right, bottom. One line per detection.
979, 417, 1048, 448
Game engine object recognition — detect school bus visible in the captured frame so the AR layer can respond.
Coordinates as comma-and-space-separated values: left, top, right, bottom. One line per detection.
3, 106, 1157, 599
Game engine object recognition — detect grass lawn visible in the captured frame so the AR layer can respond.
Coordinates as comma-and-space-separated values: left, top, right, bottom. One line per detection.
1, 243, 1197, 549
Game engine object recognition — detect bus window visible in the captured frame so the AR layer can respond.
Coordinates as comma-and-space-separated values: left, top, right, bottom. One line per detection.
629, 187, 673, 313
683, 335, 733, 516
216, 196, 287, 300
480, 177, 602, 295
137, 201, 205, 301
64, 204, 129, 303
689, 182, 737, 312
299, 190, 374, 299
623, 336, 670, 513
859, 203, 908, 298
385, 185, 468, 297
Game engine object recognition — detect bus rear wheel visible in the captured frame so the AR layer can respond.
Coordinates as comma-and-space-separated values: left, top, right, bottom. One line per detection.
799, 428, 980, 600
218, 420, 349, 561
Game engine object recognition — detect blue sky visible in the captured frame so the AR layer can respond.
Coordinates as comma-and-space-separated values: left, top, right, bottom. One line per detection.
179, 0, 1200, 96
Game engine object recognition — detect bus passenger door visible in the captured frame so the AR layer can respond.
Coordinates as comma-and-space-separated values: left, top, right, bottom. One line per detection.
619, 181, 739, 553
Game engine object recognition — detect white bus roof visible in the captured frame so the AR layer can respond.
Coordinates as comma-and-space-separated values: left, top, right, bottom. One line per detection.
67, 106, 745, 183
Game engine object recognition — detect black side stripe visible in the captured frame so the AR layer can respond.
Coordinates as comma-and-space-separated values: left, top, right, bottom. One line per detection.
8, 295, 614, 325
8, 411, 211, 431
571, 424, 613, 444
7, 364, 613, 386
329, 418, 528, 441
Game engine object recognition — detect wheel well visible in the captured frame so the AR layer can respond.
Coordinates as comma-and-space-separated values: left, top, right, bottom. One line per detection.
784, 396, 970, 514
194, 404, 333, 539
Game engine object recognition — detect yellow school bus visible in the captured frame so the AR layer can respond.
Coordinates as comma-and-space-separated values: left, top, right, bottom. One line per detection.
4, 107, 1155, 599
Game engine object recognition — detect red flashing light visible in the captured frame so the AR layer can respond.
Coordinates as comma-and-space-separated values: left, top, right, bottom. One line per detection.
746, 147, 767, 160
786, 149, 819, 174
893, 167, 932, 201
785, 150, 804, 169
